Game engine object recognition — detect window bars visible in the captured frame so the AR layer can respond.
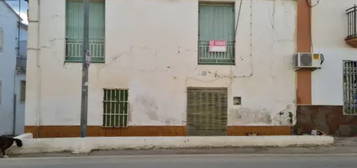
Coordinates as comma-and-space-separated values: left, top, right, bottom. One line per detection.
346, 5, 357, 40
343, 61, 357, 115
198, 41, 235, 65
103, 89, 128, 127
65, 39, 104, 62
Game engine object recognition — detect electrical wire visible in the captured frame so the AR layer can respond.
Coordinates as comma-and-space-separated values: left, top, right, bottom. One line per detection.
235, 0, 244, 37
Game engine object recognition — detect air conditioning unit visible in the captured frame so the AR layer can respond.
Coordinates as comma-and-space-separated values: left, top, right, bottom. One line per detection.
294, 52, 324, 69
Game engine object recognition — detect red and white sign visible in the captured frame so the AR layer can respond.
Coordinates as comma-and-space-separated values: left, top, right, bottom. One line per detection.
209, 40, 227, 52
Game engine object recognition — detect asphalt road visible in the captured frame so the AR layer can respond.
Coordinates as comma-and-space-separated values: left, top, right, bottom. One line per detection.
1, 154, 357, 168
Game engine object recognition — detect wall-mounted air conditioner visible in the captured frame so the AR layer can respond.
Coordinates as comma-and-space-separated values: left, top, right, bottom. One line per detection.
294, 52, 324, 70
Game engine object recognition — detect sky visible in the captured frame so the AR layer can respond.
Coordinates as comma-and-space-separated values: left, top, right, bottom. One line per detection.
5, 0, 28, 24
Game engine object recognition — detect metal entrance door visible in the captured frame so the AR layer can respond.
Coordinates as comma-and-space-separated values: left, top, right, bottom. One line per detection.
187, 88, 228, 136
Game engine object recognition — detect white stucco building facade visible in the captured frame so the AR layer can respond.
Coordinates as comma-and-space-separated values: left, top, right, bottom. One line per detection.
0, 0, 27, 135
26, 0, 300, 137
311, 0, 357, 105
293, 0, 357, 137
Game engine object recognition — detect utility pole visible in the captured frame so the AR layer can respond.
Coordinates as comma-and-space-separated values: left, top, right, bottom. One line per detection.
80, 0, 90, 137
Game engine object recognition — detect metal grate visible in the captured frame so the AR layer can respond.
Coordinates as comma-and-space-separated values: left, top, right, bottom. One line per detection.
198, 41, 235, 65
343, 61, 357, 115
300, 53, 312, 66
103, 89, 128, 127
187, 88, 228, 136
346, 5, 357, 40
65, 39, 105, 63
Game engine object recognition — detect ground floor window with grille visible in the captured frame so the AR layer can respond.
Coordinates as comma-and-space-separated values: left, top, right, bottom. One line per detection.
343, 60, 357, 115
65, 0, 105, 63
103, 89, 128, 127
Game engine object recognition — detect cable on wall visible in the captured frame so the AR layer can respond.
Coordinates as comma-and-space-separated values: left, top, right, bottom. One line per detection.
235, 0, 244, 37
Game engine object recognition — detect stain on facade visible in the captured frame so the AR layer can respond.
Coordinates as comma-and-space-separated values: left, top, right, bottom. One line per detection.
295, 106, 357, 137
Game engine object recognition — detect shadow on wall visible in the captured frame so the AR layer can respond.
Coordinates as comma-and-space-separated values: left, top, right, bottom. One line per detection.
295, 106, 357, 137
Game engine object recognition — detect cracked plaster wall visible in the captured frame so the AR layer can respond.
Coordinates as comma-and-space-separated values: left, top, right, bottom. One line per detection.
26, 0, 297, 126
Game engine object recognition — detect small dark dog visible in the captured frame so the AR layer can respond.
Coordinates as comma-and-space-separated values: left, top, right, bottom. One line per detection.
0, 136, 23, 158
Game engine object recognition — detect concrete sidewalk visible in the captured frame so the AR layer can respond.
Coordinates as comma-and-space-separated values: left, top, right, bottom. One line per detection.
8, 134, 334, 155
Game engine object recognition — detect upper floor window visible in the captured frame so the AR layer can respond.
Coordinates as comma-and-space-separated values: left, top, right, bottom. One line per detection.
65, 0, 105, 63
198, 3, 235, 65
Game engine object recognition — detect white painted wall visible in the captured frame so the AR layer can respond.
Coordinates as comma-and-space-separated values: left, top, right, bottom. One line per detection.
9, 135, 334, 154
26, 0, 297, 127
311, 0, 357, 106
0, 1, 20, 135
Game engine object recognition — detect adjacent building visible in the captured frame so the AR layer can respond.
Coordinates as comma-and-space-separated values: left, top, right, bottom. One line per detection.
25, 0, 357, 137
295, 0, 357, 136
0, 0, 27, 136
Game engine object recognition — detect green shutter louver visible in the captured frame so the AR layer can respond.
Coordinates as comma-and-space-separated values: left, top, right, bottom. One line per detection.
65, 0, 105, 63
187, 88, 228, 136
198, 3, 235, 65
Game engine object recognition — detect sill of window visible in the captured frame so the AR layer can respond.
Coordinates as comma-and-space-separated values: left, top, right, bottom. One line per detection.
64, 61, 105, 64
198, 64, 236, 66
101, 127, 128, 129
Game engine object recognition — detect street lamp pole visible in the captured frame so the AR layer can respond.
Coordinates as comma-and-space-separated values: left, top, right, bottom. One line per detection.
80, 0, 90, 137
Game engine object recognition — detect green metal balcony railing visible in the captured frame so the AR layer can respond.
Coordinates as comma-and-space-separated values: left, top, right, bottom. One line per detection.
198, 40, 235, 65
65, 39, 105, 63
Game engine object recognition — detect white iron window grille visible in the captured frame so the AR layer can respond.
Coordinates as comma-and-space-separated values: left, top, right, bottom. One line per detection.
343, 60, 357, 115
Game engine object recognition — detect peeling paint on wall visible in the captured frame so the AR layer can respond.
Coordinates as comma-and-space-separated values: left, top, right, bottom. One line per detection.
229, 108, 273, 125
136, 96, 159, 121
229, 104, 296, 126
26, 0, 297, 127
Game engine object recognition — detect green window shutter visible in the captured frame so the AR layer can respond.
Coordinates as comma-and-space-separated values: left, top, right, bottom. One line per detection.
65, 0, 105, 63
103, 89, 129, 127
66, 1, 84, 41
198, 3, 235, 65
89, 1, 105, 40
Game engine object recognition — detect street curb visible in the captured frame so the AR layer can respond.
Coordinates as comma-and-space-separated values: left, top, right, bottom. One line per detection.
8, 135, 334, 154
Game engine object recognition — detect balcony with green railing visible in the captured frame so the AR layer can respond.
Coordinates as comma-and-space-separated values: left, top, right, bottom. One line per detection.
65, 39, 104, 63
198, 40, 235, 65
